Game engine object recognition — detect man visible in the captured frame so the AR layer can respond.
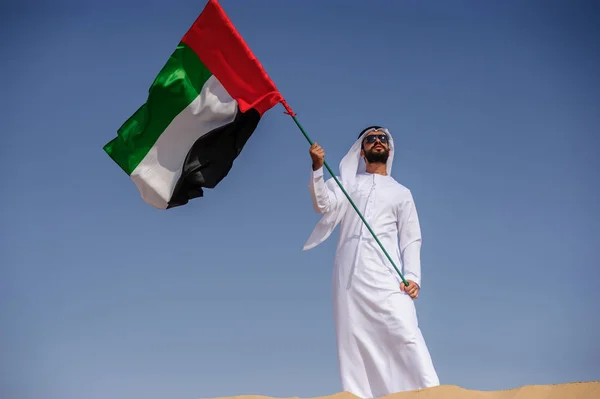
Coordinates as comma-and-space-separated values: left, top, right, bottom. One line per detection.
303, 126, 439, 398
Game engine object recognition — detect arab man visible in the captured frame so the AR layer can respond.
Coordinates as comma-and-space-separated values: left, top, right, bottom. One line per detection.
303, 126, 440, 398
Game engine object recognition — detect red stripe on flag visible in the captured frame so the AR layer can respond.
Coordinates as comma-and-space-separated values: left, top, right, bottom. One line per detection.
181, 0, 283, 116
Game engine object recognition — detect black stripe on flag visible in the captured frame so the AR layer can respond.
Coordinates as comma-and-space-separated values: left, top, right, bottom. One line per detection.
167, 107, 261, 208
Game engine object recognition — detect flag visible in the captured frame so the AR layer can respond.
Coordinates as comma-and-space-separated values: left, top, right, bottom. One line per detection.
103, 0, 283, 209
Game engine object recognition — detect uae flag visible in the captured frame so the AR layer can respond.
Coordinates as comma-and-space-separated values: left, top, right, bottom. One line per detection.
103, 0, 283, 209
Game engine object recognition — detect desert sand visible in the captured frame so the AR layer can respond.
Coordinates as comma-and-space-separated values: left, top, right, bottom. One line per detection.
203, 381, 599, 399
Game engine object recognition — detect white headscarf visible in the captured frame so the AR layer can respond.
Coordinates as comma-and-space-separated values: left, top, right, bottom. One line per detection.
303, 126, 395, 250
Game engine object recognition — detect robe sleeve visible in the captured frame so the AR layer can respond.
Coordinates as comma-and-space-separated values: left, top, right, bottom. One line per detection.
397, 191, 423, 288
308, 166, 338, 214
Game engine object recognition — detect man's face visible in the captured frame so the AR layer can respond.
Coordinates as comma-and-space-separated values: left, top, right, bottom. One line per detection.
361, 130, 390, 164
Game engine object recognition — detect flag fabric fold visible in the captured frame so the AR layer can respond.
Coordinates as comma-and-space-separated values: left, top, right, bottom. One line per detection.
103, 0, 283, 209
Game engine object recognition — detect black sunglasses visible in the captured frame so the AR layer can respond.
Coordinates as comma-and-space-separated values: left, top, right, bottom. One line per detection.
363, 134, 389, 144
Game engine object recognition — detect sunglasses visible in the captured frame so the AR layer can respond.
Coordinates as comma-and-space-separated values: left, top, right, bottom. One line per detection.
363, 134, 389, 144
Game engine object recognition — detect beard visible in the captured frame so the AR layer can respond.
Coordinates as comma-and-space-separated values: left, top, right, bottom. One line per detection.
364, 147, 389, 164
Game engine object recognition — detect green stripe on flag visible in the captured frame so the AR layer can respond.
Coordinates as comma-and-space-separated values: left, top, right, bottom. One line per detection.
104, 42, 213, 175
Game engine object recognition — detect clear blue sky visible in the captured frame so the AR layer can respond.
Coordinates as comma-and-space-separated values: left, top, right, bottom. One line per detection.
1, 1, 599, 399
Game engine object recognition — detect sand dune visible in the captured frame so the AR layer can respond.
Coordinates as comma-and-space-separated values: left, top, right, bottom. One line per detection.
205, 381, 599, 399
373, 381, 600, 398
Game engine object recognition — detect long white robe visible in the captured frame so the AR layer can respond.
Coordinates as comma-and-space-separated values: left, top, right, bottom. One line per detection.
308, 167, 439, 398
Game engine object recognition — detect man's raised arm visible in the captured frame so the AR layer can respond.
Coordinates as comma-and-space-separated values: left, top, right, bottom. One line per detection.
308, 143, 337, 214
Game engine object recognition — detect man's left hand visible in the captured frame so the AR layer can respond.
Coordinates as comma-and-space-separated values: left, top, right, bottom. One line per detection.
400, 280, 419, 299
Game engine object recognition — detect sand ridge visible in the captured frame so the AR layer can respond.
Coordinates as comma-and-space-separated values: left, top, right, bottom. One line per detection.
200, 381, 600, 399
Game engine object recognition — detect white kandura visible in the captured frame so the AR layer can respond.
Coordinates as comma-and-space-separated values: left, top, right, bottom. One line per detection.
303, 128, 440, 398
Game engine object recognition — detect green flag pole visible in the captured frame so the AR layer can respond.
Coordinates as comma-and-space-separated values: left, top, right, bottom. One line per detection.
281, 101, 409, 287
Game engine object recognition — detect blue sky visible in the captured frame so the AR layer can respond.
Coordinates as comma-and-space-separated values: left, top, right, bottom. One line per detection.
1, 1, 599, 399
